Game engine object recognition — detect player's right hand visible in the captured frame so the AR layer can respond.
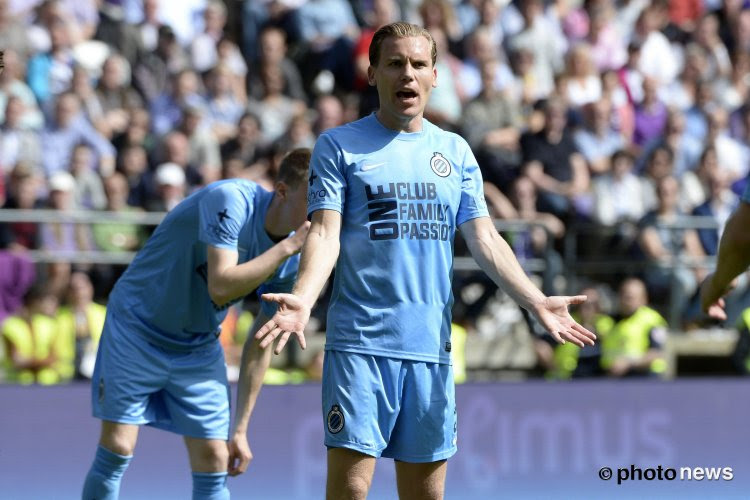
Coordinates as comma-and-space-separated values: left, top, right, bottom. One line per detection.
283, 221, 311, 255
227, 434, 252, 476
257, 293, 310, 354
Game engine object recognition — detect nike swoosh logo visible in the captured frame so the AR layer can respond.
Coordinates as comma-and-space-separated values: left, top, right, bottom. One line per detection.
361, 162, 387, 172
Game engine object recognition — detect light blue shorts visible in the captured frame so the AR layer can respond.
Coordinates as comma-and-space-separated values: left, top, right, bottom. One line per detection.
91, 308, 230, 440
322, 350, 457, 463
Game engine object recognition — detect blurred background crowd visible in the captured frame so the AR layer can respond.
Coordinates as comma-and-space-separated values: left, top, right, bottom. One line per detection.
2, 0, 750, 385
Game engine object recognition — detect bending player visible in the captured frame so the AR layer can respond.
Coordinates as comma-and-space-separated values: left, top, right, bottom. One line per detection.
256, 23, 595, 500
82, 148, 311, 499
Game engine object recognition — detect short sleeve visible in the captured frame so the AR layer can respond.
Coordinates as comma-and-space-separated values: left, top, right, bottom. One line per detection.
308, 133, 347, 216
199, 183, 251, 250
456, 142, 490, 226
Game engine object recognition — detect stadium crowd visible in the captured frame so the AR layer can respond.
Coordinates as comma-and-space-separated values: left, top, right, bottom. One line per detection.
1, 0, 750, 383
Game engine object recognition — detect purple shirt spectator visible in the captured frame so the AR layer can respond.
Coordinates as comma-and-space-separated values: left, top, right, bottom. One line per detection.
0, 250, 36, 323
633, 102, 667, 148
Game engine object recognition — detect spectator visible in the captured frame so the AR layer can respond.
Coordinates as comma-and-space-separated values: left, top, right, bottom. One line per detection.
0, 250, 36, 324
0, 163, 44, 250
0, 49, 44, 130
705, 106, 750, 185
586, 3, 626, 72
0, 96, 42, 175
69, 143, 106, 210
94, 53, 144, 138
149, 69, 204, 137
220, 112, 268, 167
313, 94, 345, 135
637, 175, 705, 317
459, 27, 514, 101
39, 170, 95, 255
639, 108, 702, 179
508, 175, 565, 295
40, 92, 116, 176
158, 130, 204, 188
133, 24, 189, 105
27, 18, 75, 105
574, 97, 625, 175
633, 77, 668, 149
296, 0, 360, 92
204, 64, 246, 143
94, 0, 142, 68
562, 42, 601, 107
600, 278, 668, 377
632, 5, 679, 87
93, 172, 145, 253
461, 58, 523, 193
424, 27, 463, 129
248, 26, 307, 103
505, 0, 564, 99
1, 283, 63, 385
248, 63, 306, 147
592, 149, 648, 226
190, 0, 227, 73
56, 271, 106, 380
145, 162, 186, 212
177, 105, 221, 185
521, 96, 590, 220
692, 168, 739, 256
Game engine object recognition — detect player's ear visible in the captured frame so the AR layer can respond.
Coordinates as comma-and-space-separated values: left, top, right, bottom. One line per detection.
367, 65, 376, 86
432, 66, 438, 88
275, 181, 288, 200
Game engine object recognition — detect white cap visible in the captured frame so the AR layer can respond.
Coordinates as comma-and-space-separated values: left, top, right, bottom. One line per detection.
155, 163, 186, 186
48, 171, 76, 192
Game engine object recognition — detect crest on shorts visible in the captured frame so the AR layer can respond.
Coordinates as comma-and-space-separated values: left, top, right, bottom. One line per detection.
327, 404, 345, 434
430, 152, 451, 178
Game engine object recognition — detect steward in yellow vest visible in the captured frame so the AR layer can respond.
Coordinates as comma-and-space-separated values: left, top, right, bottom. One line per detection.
600, 278, 668, 377
1, 285, 63, 385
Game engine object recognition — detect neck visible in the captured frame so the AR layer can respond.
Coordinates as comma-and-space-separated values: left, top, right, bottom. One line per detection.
264, 194, 291, 238
376, 109, 423, 133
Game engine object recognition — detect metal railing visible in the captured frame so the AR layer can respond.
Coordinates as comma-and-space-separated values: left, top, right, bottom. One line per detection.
0, 209, 166, 265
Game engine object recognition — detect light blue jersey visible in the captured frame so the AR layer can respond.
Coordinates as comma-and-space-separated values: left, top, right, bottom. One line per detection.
308, 114, 488, 364
110, 179, 299, 351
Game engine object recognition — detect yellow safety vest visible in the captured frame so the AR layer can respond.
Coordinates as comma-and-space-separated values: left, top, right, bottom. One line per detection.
550, 314, 614, 380
56, 303, 107, 380
2, 314, 63, 385
600, 306, 667, 374
738, 308, 750, 372
451, 323, 468, 384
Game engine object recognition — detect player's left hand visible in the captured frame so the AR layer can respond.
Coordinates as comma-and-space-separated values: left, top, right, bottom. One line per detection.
256, 293, 310, 354
699, 273, 728, 321
531, 295, 597, 347
227, 434, 253, 476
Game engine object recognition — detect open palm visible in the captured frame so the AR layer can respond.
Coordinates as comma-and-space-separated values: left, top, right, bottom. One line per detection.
255, 293, 311, 354
532, 295, 597, 347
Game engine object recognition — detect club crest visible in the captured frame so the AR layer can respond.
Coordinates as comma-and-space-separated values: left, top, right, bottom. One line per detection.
327, 404, 345, 434
430, 152, 451, 178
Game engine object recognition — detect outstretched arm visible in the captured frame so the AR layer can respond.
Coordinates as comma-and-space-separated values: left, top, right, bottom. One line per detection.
701, 201, 750, 319
228, 312, 274, 476
255, 209, 342, 354
460, 216, 596, 346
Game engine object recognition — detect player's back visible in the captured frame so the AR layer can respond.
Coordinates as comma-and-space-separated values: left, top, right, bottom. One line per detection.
109, 179, 272, 350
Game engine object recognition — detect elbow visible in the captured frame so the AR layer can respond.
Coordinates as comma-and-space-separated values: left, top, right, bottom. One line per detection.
207, 282, 233, 307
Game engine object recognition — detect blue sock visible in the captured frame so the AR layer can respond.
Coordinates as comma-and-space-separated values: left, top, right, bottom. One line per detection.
192, 471, 230, 500
82, 445, 132, 500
